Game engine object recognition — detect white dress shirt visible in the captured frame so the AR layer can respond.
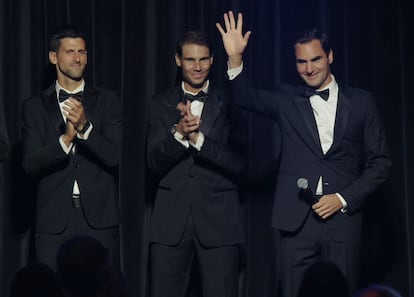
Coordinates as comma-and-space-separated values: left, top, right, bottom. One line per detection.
173, 81, 209, 151
55, 80, 92, 196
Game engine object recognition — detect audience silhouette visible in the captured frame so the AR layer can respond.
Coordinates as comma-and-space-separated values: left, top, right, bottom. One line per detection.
353, 284, 403, 297
296, 261, 350, 297
9, 261, 64, 297
56, 235, 129, 297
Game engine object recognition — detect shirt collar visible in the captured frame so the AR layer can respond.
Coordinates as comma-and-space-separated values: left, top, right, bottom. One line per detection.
55, 80, 85, 100
181, 80, 209, 96
318, 74, 337, 94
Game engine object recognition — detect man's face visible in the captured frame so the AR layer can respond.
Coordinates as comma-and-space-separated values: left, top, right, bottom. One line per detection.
49, 37, 87, 83
175, 43, 213, 92
295, 39, 333, 89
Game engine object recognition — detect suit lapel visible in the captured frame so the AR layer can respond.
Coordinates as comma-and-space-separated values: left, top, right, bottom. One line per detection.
82, 85, 99, 122
293, 88, 323, 155
162, 88, 183, 127
199, 87, 222, 136
328, 90, 352, 154
42, 84, 65, 135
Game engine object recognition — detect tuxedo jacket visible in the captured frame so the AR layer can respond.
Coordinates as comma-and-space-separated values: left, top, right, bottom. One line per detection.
146, 85, 246, 248
21, 83, 122, 233
230, 72, 391, 242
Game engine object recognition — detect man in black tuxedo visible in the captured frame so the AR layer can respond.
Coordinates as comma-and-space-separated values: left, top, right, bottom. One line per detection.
146, 30, 246, 297
216, 11, 392, 297
21, 26, 122, 270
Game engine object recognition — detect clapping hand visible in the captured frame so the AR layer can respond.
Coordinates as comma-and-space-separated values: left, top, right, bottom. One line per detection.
176, 100, 201, 142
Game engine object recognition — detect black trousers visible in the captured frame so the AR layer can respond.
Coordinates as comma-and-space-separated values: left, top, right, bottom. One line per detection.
150, 211, 240, 297
35, 201, 120, 271
278, 211, 360, 297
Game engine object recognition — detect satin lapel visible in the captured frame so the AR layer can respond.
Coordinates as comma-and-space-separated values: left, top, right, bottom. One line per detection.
42, 86, 65, 135
198, 88, 222, 136
293, 91, 323, 155
162, 89, 183, 126
82, 85, 99, 122
328, 91, 352, 154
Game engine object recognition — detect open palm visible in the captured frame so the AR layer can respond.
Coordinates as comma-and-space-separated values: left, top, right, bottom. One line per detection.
216, 11, 251, 57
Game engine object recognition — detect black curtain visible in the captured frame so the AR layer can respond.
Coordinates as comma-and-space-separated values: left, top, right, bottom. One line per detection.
0, 1, 412, 297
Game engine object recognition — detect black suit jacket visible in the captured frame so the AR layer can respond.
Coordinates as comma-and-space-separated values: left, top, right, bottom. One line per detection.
21, 83, 122, 233
230, 72, 391, 242
146, 85, 246, 247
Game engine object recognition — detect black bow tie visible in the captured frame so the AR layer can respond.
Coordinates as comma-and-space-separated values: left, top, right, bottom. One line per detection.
59, 90, 83, 102
304, 88, 329, 101
183, 91, 208, 103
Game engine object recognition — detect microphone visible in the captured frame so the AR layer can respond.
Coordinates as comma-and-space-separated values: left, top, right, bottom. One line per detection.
297, 178, 319, 205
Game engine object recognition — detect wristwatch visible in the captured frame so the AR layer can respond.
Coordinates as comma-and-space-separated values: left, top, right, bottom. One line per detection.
79, 121, 91, 134
171, 124, 185, 140
170, 124, 178, 135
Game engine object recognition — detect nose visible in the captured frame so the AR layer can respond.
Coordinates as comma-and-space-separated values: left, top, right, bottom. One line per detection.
194, 60, 201, 71
305, 62, 313, 73
74, 52, 82, 61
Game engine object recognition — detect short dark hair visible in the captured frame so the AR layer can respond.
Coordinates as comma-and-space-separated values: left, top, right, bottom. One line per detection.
295, 28, 331, 56
176, 30, 212, 57
49, 25, 86, 52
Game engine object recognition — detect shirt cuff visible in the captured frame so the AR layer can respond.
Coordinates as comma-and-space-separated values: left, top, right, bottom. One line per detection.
173, 131, 189, 148
190, 132, 204, 151
59, 135, 73, 154
77, 122, 93, 140
335, 193, 348, 213
227, 62, 243, 80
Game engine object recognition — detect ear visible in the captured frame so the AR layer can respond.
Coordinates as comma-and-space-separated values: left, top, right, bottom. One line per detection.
175, 54, 181, 67
49, 51, 57, 65
328, 49, 333, 64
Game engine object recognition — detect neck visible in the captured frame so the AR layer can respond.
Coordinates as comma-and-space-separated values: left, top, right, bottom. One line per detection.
57, 77, 84, 92
182, 80, 208, 94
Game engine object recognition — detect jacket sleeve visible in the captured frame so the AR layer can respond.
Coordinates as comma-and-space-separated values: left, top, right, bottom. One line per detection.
339, 94, 392, 212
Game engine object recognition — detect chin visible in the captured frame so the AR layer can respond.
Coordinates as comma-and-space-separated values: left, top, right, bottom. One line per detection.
187, 81, 205, 89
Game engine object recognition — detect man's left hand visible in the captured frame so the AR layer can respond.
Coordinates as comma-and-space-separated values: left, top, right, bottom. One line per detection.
312, 194, 343, 219
63, 98, 88, 132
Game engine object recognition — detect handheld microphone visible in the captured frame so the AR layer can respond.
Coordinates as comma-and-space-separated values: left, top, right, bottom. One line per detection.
297, 178, 319, 205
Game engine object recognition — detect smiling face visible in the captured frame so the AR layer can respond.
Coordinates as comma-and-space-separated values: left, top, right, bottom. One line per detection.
49, 37, 87, 88
175, 43, 213, 93
295, 39, 333, 89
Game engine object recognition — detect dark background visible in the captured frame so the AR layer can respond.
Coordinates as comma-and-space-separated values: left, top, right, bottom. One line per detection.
0, 0, 412, 297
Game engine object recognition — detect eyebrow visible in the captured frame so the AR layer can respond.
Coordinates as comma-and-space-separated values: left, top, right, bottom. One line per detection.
183, 56, 210, 60
296, 56, 323, 63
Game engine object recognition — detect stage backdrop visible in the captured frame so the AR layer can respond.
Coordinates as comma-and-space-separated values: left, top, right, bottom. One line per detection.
0, 1, 412, 297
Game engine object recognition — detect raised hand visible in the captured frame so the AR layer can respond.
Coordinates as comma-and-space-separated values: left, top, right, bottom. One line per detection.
216, 11, 251, 68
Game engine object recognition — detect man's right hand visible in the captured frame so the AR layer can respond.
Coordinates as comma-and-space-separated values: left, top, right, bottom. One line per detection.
175, 100, 200, 137
216, 11, 251, 69
62, 120, 77, 147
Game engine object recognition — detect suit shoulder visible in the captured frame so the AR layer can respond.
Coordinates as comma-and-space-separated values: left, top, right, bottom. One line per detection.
151, 86, 179, 100
149, 87, 181, 111
212, 86, 229, 99
341, 86, 375, 104
22, 93, 44, 110
342, 85, 372, 96
91, 86, 119, 98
